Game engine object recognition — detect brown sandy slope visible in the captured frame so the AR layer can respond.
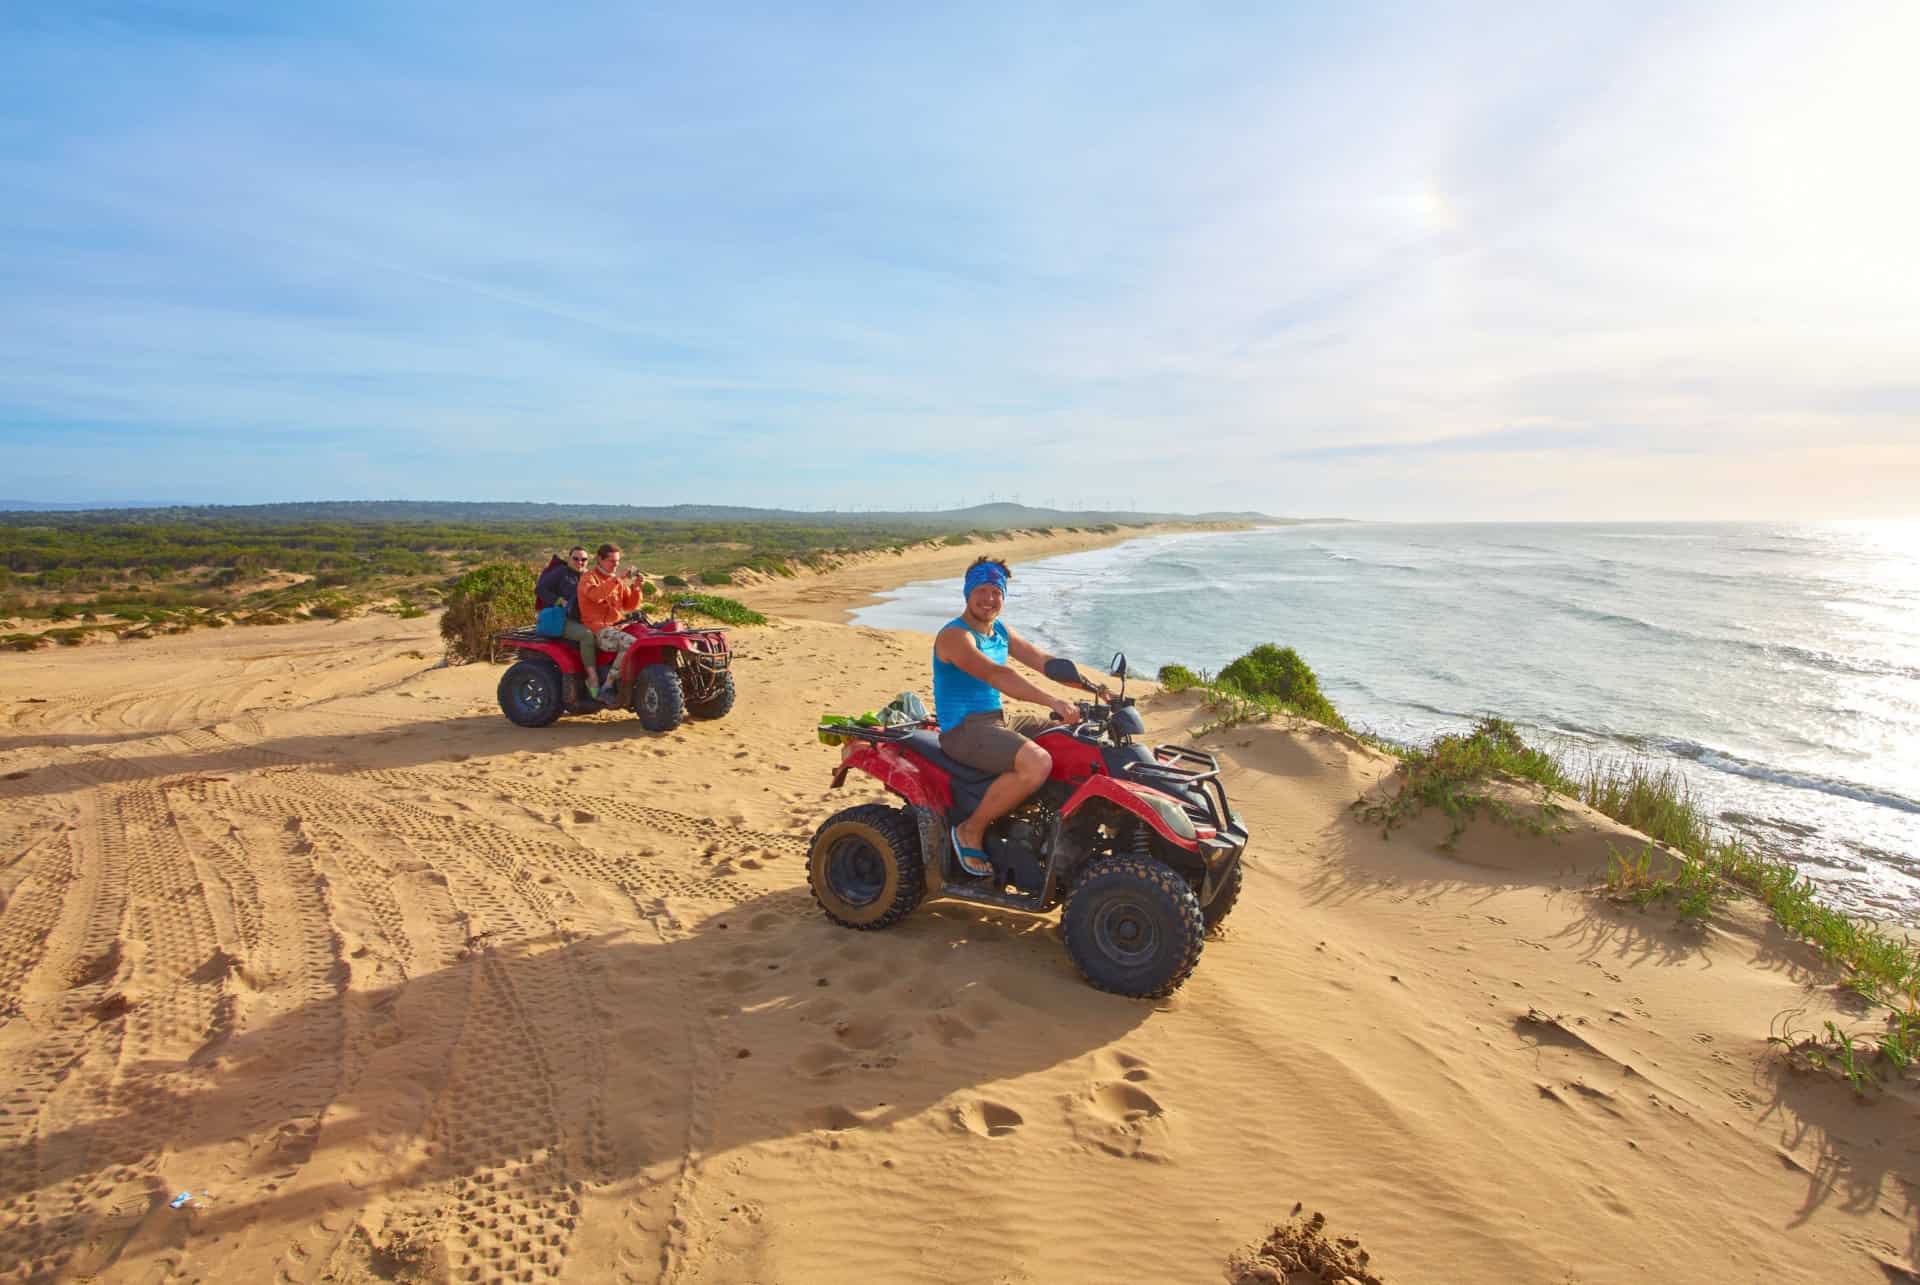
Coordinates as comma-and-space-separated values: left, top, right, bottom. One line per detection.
0, 608, 1915, 1283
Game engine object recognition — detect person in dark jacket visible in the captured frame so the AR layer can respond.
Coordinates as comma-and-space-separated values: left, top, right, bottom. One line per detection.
536, 546, 608, 702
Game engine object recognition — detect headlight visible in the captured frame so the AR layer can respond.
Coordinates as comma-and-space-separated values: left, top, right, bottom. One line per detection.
1141, 793, 1197, 840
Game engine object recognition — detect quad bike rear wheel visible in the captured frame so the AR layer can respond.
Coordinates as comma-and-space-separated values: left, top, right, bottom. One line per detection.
808, 804, 926, 930
1062, 854, 1205, 998
633, 662, 686, 732
686, 668, 736, 720
498, 659, 562, 728
1201, 859, 1243, 935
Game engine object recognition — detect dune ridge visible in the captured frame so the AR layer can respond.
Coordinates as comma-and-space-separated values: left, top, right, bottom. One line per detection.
0, 569, 1915, 1282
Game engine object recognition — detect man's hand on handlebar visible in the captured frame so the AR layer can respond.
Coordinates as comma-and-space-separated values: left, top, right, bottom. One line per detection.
1047, 697, 1081, 724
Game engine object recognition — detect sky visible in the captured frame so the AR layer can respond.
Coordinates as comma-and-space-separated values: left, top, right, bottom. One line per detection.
1, 1, 1916, 520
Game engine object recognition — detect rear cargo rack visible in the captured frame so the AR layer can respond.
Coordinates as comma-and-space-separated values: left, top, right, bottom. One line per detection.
816, 720, 935, 745
1121, 743, 1235, 836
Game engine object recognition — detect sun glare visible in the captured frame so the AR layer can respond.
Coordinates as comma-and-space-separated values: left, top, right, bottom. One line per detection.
1413, 186, 1455, 230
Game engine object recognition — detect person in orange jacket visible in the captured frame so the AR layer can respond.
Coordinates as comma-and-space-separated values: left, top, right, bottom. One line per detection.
577, 542, 647, 705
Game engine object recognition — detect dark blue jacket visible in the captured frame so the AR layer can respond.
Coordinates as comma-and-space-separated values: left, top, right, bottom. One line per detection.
536, 560, 581, 616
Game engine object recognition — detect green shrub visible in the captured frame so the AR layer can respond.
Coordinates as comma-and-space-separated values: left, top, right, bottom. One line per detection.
307, 596, 357, 620
698, 569, 733, 586
662, 574, 688, 587
674, 594, 767, 626
1217, 644, 1347, 730
3, 633, 46, 652
942, 532, 973, 546
438, 562, 535, 663
1157, 663, 1201, 692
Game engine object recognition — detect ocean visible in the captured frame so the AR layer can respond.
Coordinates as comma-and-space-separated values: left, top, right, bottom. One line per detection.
851, 522, 1920, 925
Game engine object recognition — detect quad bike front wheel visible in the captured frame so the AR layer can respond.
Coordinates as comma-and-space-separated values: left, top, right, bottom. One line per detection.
686, 668, 736, 720
498, 659, 562, 728
1062, 855, 1206, 998
808, 804, 926, 930
633, 662, 686, 732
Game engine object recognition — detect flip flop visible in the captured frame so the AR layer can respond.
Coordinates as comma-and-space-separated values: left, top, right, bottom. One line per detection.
950, 826, 993, 879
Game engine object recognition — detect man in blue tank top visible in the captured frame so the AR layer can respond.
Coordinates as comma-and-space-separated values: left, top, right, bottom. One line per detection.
934, 557, 1103, 877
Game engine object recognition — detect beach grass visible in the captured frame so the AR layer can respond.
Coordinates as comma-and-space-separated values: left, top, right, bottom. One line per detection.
1353, 716, 1569, 846
1347, 715, 1919, 1090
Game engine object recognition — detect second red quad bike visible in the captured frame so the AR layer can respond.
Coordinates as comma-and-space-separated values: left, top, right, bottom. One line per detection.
808, 655, 1248, 998
494, 599, 734, 733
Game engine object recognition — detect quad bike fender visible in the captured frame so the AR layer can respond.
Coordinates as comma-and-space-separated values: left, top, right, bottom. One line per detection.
1055, 776, 1244, 907
615, 627, 730, 678
497, 637, 587, 674
830, 741, 954, 812
1058, 776, 1201, 852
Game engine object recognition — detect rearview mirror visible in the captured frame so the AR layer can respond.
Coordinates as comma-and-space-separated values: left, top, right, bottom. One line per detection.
1109, 652, 1128, 680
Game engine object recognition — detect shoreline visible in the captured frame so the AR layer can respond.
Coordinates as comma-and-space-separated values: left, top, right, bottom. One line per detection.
726, 521, 1246, 624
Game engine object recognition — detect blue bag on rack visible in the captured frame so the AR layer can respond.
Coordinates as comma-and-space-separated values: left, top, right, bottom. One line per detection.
535, 604, 568, 638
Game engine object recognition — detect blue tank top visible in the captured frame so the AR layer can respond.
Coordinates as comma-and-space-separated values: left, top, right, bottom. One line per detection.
933, 617, 1007, 731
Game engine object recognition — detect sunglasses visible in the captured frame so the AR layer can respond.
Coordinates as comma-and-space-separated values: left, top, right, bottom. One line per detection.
569, 555, 588, 564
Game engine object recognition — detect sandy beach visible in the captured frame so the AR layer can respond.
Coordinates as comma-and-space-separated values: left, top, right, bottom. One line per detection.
0, 542, 1914, 1283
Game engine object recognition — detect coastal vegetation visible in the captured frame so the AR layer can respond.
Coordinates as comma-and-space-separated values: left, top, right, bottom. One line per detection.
1155, 653, 1916, 1093
1156, 645, 1349, 735
1356, 717, 1919, 1093
0, 508, 1035, 644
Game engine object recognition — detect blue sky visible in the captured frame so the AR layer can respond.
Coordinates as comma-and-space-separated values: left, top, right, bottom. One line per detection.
2, 1, 1915, 518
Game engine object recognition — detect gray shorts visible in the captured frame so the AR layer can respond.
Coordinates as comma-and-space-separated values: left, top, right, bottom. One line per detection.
938, 710, 1048, 775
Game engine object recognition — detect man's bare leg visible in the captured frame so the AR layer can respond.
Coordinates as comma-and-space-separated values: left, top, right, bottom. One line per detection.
956, 742, 1050, 852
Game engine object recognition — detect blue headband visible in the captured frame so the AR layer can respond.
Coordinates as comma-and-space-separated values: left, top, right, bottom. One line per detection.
963, 563, 1008, 597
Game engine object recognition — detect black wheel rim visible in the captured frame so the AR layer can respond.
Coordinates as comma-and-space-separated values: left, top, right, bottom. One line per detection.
825, 836, 887, 907
641, 686, 658, 715
516, 675, 551, 715
1090, 891, 1161, 968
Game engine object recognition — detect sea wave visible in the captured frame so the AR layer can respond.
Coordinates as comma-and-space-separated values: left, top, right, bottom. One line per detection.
1765, 643, 1920, 683
1662, 740, 1920, 815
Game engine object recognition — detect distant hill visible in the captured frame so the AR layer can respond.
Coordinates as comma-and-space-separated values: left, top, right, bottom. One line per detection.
0, 499, 176, 512
0, 500, 1293, 529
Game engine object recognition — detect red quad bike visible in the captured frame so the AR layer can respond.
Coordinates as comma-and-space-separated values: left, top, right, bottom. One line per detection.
494, 598, 734, 733
807, 655, 1249, 998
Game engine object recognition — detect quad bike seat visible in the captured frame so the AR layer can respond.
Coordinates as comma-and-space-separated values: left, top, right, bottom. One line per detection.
898, 729, 998, 821
897, 730, 997, 784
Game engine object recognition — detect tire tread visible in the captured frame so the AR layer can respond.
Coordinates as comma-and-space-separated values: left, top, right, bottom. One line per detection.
1063, 854, 1206, 998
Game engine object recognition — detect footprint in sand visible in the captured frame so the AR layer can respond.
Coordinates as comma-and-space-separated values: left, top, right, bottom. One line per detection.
1095, 1048, 1154, 1083
1066, 1053, 1171, 1161
928, 1013, 976, 1046
952, 1099, 1024, 1138
831, 1016, 899, 1051
1087, 1081, 1164, 1124
795, 1044, 855, 1078
804, 1103, 875, 1132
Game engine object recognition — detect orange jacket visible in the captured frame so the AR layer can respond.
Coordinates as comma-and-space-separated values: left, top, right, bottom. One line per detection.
577, 567, 643, 632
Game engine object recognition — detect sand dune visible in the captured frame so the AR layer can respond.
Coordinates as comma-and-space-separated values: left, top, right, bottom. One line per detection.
1, 589, 1915, 1282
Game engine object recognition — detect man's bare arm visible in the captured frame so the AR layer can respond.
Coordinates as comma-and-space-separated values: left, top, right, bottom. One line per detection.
1002, 624, 1055, 672
936, 627, 1064, 708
